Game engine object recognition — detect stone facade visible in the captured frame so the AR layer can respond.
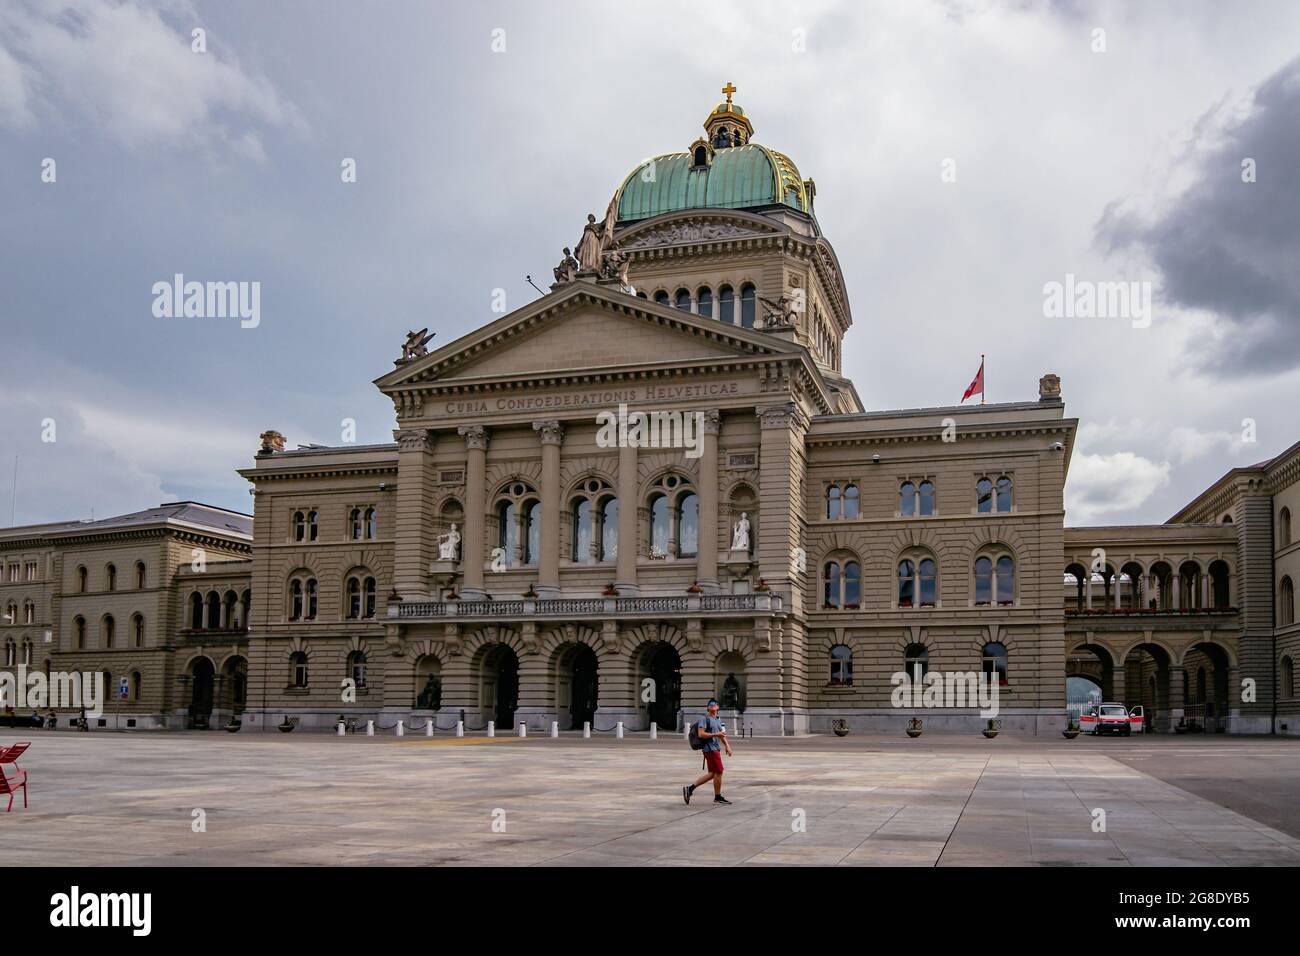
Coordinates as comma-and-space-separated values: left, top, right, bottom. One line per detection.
6, 95, 1298, 736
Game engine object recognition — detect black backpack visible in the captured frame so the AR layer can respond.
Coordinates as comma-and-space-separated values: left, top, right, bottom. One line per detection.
687, 719, 704, 750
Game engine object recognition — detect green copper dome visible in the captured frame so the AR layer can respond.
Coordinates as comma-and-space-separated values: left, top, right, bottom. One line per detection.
615, 143, 811, 223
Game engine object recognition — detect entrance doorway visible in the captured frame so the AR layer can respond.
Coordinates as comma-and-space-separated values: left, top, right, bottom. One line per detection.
481, 644, 519, 728
189, 658, 214, 728
563, 643, 598, 730
645, 643, 682, 731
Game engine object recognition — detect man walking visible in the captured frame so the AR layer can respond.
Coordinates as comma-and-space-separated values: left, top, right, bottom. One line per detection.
684, 698, 733, 805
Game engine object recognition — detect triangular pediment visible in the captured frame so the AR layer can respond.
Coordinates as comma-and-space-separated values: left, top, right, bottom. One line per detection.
376, 283, 791, 391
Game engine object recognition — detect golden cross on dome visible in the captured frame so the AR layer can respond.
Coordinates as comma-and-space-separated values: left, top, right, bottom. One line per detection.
722, 81, 737, 105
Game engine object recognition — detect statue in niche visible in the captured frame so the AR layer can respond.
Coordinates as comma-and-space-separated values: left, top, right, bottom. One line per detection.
437, 523, 461, 561
721, 673, 743, 711
416, 675, 442, 711
731, 512, 750, 552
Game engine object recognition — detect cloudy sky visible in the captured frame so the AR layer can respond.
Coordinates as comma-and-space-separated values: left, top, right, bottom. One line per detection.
1, 0, 1298, 527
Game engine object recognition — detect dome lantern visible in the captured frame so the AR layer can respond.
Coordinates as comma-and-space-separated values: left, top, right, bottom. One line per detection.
704, 81, 754, 149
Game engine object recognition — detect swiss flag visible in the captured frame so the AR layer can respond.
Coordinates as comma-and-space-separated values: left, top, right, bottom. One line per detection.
960, 358, 984, 404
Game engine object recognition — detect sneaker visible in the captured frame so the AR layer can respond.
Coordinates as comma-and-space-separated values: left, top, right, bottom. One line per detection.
714, 795, 732, 805
683, 785, 692, 805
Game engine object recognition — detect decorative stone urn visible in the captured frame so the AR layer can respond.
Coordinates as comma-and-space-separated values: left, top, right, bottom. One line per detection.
1062, 719, 1080, 739
982, 719, 1000, 739
831, 718, 849, 737
906, 717, 923, 738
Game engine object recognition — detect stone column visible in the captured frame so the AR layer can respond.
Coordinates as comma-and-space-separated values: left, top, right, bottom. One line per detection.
615, 440, 638, 595
393, 427, 435, 600
458, 425, 489, 600
533, 420, 564, 598
1168, 664, 1185, 730
697, 409, 720, 594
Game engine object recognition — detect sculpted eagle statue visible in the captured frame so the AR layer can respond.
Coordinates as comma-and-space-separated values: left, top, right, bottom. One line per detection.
402, 328, 434, 360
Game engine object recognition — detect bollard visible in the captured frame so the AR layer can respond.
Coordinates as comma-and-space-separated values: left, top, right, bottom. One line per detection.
426, 719, 434, 737
487, 720, 495, 738
366, 720, 374, 736
650, 723, 657, 740
550, 721, 558, 738
337, 721, 345, 736
396, 720, 405, 737
583, 721, 591, 739
616, 721, 624, 739
456, 720, 464, 738
518, 722, 527, 738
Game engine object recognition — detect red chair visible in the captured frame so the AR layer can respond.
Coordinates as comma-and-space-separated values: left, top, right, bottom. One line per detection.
0, 742, 30, 769
0, 765, 26, 811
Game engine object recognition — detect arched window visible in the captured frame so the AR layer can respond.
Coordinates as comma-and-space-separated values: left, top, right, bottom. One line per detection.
918, 481, 935, 516
1281, 507, 1293, 547
897, 557, 936, 608
718, 285, 734, 324
106, 563, 117, 591
365, 507, 377, 539
1282, 657, 1295, 699
899, 481, 915, 517
132, 613, 144, 648
23, 600, 33, 624
525, 501, 542, 565
21, 639, 32, 666
1281, 576, 1295, 626
826, 484, 841, 520
995, 476, 1013, 512
135, 561, 146, 589
2, 640, 12, 667
823, 559, 860, 609
307, 510, 318, 541
572, 499, 593, 562
350, 508, 363, 540
288, 576, 317, 621
130, 671, 141, 702
823, 561, 841, 608
982, 642, 1008, 685
74, 616, 86, 650
676, 493, 699, 557
102, 615, 115, 649
649, 494, 670, 557
898, 559, 916, 608
206, 591, 221, 629
4, 601, 13, 625
830, 645, 853, 686
77, 565, 88, 593
903, 643, 929, 682
345, 574, 377, 619
190, 592, 204, 629
290, 652, 309, 688
292, 510, 305, 541
498, 501, 518, 562
601, 497, 619, 561
654, 290, 670, 306
975, 552, 1016, 606
697, 287, 713, 319
843, 484, 859, 519
693, 145, 708, 167
348, 651, 368, 689
739, 283, 756, 329
675, 288, 691, 311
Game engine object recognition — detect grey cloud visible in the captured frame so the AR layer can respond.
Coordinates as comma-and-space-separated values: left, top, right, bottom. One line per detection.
1097, 56, 1300, 377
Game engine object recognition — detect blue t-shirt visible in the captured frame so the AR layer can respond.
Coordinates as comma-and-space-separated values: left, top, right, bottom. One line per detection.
699, 714, 723, 751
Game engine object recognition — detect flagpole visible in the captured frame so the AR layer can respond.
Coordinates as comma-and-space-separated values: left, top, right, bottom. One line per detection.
980, 354, 985, 405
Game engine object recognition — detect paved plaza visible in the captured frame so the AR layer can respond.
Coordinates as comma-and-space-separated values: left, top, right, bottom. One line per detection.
4, 731, 1300, 866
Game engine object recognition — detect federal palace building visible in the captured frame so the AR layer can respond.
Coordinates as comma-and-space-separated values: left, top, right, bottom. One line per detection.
5, 92, 1299, 736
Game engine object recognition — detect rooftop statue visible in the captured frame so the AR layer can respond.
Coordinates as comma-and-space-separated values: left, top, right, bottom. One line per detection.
553, 246, 579, 285
402, 328, 434, 360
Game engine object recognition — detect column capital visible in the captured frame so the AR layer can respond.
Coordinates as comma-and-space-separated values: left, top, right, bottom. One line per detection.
532, 419, 565, 445
457, 424, 490, 451
393, 427, 433, 452
756, 401, 809, 431
701, 409, 721, 435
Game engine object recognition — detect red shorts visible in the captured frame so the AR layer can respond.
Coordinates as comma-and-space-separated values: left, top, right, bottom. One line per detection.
704, 749, 725, 774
